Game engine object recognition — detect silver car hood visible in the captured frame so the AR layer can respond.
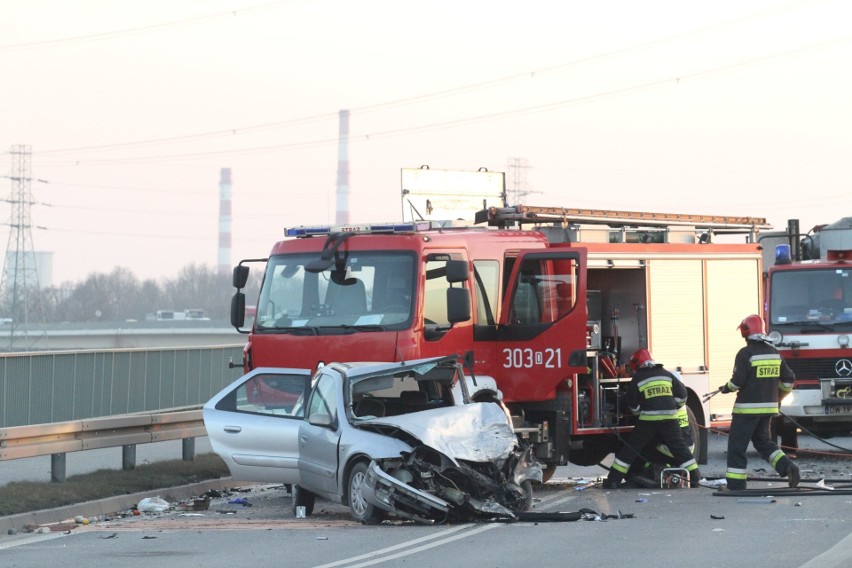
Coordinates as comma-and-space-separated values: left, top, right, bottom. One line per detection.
366, 403, 515, 463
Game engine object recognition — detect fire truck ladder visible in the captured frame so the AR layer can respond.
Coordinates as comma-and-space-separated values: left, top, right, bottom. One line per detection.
477, 205, 771, 236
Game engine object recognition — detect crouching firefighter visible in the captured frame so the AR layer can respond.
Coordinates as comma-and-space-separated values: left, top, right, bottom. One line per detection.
719, 314, 799, 491
627, 399, 695, 485
605, 349, 701, 489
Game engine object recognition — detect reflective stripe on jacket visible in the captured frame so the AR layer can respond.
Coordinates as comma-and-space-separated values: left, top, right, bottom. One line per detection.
626, 364, 686, 421
726, 340, 795, 415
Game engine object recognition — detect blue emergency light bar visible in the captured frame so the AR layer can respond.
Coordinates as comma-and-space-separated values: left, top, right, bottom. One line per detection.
285, 221, 432, 238
775, 244, 792, 265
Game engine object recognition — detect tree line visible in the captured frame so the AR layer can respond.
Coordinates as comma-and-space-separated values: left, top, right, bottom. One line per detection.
2, 264, 261, 324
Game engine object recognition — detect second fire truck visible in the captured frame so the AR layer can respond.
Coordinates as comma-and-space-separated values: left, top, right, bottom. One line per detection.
761, 217, 852, 442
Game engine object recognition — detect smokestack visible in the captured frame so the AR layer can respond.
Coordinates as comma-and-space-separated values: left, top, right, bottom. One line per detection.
335, 109, 350, 225
218, 167, 232, 275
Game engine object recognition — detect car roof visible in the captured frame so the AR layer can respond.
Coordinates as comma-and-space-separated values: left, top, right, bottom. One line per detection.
329, 355, 459, 381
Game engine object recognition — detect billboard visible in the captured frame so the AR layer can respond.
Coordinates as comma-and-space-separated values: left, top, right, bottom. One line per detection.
401, 167, 507, 223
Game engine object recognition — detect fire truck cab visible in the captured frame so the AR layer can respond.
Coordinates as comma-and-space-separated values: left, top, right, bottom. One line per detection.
762, 217, 852, 440
230, 202, 768, 477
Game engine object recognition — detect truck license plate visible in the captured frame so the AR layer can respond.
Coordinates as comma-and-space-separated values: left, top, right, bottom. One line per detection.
827, 405, 852, 415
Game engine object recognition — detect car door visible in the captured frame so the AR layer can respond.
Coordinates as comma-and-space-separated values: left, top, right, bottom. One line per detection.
297, 371, 343, 498
203, 367, 312, 483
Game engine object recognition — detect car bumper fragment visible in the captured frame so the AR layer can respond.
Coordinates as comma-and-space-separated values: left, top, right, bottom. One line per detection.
362, 461, 451, 524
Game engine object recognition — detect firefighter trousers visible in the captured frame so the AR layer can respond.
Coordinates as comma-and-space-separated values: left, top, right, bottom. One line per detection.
725, 413, 793, 490
608, 418, 699, 487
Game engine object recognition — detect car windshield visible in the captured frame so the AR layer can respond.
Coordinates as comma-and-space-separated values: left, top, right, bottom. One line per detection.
349, 360, 461, 419
255, 251, 416, 331
769, 267, 852, 329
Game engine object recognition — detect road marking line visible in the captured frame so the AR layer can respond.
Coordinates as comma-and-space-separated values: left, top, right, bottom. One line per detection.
0, 532, 68, 550
314, 523, 501, 568
311, 523, 476, 568
313, 488, 580, 567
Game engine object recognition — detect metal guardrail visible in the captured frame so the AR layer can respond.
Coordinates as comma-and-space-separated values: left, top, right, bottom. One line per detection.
0, 409, 207, 482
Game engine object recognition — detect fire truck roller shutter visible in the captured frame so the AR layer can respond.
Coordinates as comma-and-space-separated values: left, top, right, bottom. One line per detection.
647, 259, 705, 371
705, 258, 763, 417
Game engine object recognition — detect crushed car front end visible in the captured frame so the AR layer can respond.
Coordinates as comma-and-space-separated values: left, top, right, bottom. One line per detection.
360, 404, 543, 524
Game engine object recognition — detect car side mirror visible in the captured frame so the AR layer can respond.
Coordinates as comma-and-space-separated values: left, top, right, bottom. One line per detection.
308, 412, 335, 428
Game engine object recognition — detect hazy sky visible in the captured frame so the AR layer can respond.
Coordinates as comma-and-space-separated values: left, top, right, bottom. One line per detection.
2, 0, 851, 285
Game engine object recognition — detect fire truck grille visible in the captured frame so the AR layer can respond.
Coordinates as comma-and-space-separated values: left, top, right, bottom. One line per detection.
785, 358, 849, 379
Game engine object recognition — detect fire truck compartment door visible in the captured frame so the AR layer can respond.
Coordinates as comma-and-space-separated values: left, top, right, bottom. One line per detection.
495, 248, 588, 401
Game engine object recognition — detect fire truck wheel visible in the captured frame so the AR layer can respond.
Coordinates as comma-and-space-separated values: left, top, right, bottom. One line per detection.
686, 406, 701, 461
539, 465, 557, 483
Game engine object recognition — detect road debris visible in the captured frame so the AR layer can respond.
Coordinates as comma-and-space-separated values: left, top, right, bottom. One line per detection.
137, 496, 170, 513
736, 497, 777, 504
175, 496, 211, 511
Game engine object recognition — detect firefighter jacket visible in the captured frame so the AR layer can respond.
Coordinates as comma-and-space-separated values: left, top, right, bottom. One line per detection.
626, 364, 687, 421
724, 339, 794, 415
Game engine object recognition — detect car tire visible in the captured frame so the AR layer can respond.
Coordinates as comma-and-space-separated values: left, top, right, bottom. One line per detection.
292, 484, 315, 517
348, 461, 385, 525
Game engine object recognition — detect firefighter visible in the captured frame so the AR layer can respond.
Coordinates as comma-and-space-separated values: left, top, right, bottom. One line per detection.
604, 349, 701, 489
720, 314, 799, 490
625, 369, 695, 485
627, 396, 695, 485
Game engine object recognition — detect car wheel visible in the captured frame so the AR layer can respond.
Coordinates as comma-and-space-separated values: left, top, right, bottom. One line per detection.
292, 484, 315, 517
348, 461, 384, 525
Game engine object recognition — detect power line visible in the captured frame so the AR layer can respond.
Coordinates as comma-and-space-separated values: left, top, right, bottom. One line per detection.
21, 0, 829, 158
46, 226, 215, 241
32, 32, 852, 166
0, 0, 295, 53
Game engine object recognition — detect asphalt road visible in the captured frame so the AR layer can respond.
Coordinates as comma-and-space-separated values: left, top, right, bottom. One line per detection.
2, 431, 851, 567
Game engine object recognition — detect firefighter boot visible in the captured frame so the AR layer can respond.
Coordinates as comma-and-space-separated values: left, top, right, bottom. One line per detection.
689, 468, 702, 488
603, 471, 624, 489
786, 461, 800, 488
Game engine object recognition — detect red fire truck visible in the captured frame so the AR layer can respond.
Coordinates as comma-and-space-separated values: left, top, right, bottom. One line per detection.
760, 217, 852, 441
230, 188, 768, 478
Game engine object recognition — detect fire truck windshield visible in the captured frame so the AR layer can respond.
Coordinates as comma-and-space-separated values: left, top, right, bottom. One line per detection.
254, 251, 416, 332
770, 268, 852, 327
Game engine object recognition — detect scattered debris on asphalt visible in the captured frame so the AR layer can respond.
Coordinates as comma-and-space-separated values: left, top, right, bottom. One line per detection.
137, 496, 170, 513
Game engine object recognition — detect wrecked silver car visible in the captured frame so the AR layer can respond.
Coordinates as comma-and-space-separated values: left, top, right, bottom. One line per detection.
203, 355, 541, 524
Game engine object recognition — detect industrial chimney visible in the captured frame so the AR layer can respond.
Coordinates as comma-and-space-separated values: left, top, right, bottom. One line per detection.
335, 110, 350, 225
218, 167, 232, 275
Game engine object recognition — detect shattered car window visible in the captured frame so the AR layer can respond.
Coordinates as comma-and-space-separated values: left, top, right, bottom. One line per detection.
215, 373, 309, 418
350, 364, 460, 419
306, 373, 338, 424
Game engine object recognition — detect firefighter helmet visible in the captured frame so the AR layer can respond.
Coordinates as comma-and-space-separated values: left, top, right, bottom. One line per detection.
628, 348, 654, 372
738, 314, 764, 338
